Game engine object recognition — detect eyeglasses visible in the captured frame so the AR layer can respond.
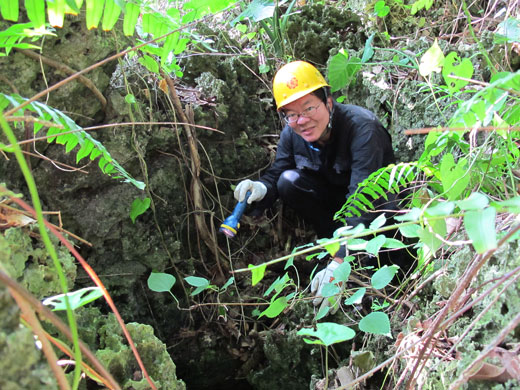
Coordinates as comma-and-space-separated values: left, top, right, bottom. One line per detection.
283, 102, 323, 124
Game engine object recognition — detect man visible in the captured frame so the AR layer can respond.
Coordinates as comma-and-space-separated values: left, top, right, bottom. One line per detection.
234, 60, 395, 238
233, 61, 395, 311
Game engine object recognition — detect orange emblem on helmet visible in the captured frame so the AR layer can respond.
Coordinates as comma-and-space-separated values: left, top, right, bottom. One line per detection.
286, 77, 298, 89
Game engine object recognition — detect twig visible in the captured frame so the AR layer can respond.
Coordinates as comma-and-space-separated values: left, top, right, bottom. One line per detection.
404, 125, 520, 135
16, 49, 107, 109
7, 195, 156, 390
160, 70, 226, 278
5, 115, 65, 129
10, 289, 71, 390
406, 223, 520, 389
0, 270, 120, 390
450, 311, 520, 389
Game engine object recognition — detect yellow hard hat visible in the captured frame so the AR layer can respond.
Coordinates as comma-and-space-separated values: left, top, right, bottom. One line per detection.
272, 61, 329, 110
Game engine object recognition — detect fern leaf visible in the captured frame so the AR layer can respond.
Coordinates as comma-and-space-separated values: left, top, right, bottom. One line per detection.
1, 93, 145, 190
338, 162, 423, 220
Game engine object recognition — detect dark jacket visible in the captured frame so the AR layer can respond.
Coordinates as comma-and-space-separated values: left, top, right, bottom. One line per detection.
259, 102, 395, 208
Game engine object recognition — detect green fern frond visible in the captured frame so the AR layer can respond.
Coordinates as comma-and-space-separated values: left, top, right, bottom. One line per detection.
336, 162, 422, 219
0, 93, 145, 190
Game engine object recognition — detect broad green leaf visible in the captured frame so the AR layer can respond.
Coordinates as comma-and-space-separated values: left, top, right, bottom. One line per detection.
138, 55, 159, 74
264, 273, 290, 297
418, 216, 446, 255
361, 33, 375, 63
130, 197, 151, 223
328, 49, 362, 92
259, 296, 287, 318
383, 238, 407, 249
369, 213, 386, 230
373, 0, 389, 17
344, 288, 366, 305
346, 238, 368, 251
442, 52, 474, 93
64, 0, 82, 14
456, 192, 489, 211
425, 201, 455, 216
494, 18, 520, 44
464, 208, 497, 253
1, 0, 19, 21
102, 0, 121, 30
185, 276, 210, 288
491, 196, 520, 213
359, 312, 391, 337
147, 272, 176, 292
315, 305, 330, 321
25, 0, 46, 28
123, 1, 140, 36
366, 235, 386, 255
297, 322, 356, 346
42, 287, 103, 311
333, 262, 351, 282
411, 0, 433, 15
86, 0, 104, 29
221, 277, 234, 291
249, 263, 266, 286
322, 282, 340, 298
47, 0, 65, 27
230, 0, 274, 25
419, 39, 444, 77
371, 265, 399, 289
394, 207, 422, 222
440, 153, 470, 201
399, 224, 420, 238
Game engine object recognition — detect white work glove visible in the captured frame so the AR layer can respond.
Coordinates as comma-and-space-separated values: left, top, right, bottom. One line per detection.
310, 260, 344, 315
234, 179, 267, 204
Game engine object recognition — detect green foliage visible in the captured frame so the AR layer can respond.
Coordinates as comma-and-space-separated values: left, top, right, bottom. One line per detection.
147, 272, 176, 293
297, 322, 356, 346
130, 197, 151, 223
231, 0, 299, 66
0, 93, 145, 190
42, 287, 103, 311
358, 312, 391, 336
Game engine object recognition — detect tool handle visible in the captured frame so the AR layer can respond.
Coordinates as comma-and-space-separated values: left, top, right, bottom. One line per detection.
231, 191, 250, 220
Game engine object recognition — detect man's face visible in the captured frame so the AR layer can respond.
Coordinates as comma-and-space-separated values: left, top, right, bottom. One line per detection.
282, 93, 331, 144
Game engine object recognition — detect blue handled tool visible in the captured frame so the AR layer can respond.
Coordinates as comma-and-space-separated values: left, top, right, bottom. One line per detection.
220, 191, 250, 238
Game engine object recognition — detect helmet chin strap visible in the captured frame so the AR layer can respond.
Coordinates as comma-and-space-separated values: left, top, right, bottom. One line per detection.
317, 98, 334, 144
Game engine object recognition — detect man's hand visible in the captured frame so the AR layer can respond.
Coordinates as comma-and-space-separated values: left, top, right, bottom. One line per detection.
310, 260, 344, 314
234, 180, 267, 204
